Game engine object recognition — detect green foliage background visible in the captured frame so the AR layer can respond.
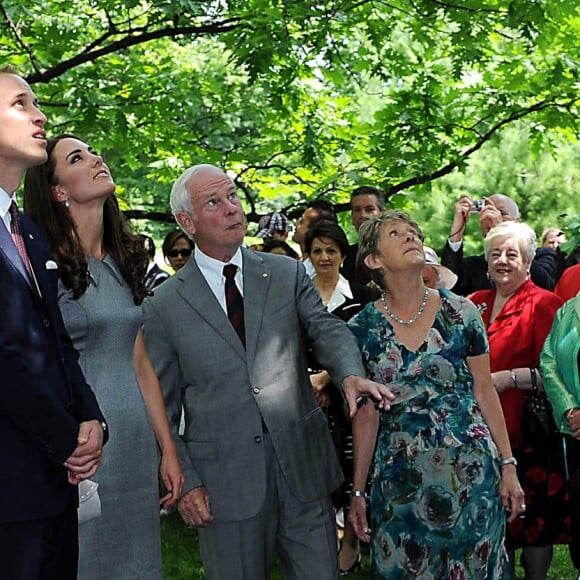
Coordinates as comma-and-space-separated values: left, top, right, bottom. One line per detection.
1, 0, 578, 248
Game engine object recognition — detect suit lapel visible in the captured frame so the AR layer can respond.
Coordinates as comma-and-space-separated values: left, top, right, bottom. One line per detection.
0, 216, 37, 292
176, 258, 247, 360
241, 248, 271, 363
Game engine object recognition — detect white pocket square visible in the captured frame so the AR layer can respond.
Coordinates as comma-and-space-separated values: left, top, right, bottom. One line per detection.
45, 260, 58, 270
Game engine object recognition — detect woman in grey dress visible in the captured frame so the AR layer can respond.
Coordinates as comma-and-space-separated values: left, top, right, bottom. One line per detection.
23, 134, 184, 579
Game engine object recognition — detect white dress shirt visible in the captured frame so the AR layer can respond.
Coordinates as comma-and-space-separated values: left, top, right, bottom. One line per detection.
194, 246, 244, 314
0, 187, 17, 231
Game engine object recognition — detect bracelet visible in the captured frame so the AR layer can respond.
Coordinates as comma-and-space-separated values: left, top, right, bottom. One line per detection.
351, 490, 368, 500
530, 367, 537, 390
510, 370, 518, 389
499, 456, 518, 467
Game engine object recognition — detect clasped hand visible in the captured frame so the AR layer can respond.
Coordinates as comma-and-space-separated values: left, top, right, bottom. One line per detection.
64, 420, 105, 484
178, 486, 214, 527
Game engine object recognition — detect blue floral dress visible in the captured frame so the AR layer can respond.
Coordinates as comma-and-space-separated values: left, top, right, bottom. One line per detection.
348, 290, 509, 579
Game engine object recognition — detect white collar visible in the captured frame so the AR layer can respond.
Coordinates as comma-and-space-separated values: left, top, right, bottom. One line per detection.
321, 274, 353, 313
0, 187, 17, 221
194, 246, 243, 276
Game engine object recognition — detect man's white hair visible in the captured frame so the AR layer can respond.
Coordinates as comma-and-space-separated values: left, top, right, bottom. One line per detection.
170, 164, 226, 218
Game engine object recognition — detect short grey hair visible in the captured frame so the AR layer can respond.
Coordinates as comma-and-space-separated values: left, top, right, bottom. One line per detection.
357, 210, 424, 289
170, 164, 225, 218
483, 221, 537, 263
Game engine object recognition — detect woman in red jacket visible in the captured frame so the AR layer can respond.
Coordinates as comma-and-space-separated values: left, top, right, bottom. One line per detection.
469, 221, 567, 580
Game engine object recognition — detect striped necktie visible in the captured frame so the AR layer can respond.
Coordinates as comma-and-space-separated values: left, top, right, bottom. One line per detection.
223, 264, 245, 347
9, 201, 33, 278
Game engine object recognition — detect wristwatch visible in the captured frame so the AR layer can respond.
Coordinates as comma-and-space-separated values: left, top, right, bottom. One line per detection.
499, 456, 517, 467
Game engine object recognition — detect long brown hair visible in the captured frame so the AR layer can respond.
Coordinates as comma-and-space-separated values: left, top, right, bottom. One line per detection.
23, 134, 148, 304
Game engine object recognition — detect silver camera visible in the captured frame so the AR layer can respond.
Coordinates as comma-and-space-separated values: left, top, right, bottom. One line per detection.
470, 199, 484, 213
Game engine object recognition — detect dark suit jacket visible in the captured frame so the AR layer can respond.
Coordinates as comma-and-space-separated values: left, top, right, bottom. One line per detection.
341, 243, 372, 286
0, 213, 105, 524
441, 240, 557, 296
330, 280, 377, 323
144, 262, 170, 291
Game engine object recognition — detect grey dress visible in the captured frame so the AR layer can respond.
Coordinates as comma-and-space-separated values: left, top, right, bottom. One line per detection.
58, 256, 161, 580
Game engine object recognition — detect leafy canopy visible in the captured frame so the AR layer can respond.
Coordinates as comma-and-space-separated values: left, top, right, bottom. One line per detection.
0, 0, 578, 244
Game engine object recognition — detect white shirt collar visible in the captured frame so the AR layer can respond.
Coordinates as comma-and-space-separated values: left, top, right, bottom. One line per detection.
317, 274, 353, 313
303, 257, 315, 278
195, 246, 243, 276
194, 246, 244, 312
0, 187, 18, 229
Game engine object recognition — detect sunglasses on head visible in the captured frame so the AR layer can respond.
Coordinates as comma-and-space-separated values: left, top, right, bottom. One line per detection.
168, 248, 192, 258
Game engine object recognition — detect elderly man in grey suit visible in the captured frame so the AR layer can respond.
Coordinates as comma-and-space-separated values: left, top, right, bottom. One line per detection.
142, 164, 393, 580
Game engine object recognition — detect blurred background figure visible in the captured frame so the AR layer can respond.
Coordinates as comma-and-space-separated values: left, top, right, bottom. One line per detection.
140, 234, 170, 291
292, 199, 337, 276
304, 220, 376, 575
422, 246, 458, 290
162, 229, 194, 272
554, 263, 580, 302
542, 292, 580, 577
442, 194, 556, 294
468, 221, 568, 580
342, 186, 384, 286
255, 211, 290, 241
541, 227, 566, 250
261, 238, 300, 259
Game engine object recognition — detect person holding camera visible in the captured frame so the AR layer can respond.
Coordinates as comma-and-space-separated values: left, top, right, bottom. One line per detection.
441, 194, 556, 295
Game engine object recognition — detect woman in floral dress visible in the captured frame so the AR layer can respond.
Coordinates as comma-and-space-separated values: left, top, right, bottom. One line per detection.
347, 211, 524, 579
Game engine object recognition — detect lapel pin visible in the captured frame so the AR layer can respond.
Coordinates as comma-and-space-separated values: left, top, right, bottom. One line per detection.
28, 233, 34, 239
45, 260, 58, 270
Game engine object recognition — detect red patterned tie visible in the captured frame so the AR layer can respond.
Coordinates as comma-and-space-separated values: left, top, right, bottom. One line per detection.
9, 201, 33, 278
223, 264, 245, 347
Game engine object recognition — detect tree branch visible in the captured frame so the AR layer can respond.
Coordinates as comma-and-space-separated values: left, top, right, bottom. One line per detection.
0, 4, 41, 73
26, 18, 246, 84
386, 97, 579, 196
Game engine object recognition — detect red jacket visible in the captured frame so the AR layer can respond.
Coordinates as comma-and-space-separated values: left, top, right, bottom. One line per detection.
469, 280, 562, 448
554, 263, 580, 302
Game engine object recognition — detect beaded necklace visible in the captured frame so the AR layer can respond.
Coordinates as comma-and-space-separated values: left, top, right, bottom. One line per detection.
380, 287, 429, 326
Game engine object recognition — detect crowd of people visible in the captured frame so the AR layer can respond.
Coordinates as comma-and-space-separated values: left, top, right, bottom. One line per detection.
1, 66, 579, 580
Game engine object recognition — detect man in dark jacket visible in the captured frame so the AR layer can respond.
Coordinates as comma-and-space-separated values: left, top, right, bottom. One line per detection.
0, 68, 107, 580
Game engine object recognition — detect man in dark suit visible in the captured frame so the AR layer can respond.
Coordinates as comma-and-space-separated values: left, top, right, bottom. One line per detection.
341, 186, 384, 285
441, 193, 556, 295
0, 68, 107, 579
143, 164, 393, 579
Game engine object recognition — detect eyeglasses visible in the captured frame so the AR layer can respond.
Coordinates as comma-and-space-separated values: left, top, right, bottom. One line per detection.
168, 248, 192, 258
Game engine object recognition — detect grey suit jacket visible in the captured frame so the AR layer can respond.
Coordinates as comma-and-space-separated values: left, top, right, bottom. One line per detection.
142, 248, 365, 522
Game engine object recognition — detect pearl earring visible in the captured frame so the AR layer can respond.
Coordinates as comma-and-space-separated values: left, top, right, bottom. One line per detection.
64, 199, 70, 208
